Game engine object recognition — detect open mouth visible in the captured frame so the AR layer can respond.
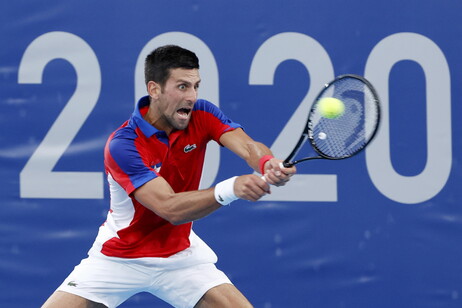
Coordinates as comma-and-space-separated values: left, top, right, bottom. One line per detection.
176, 108, 191, 119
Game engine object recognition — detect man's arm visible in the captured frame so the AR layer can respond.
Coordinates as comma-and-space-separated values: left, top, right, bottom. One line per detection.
219, 128, 296, 186
133, 128, 295, 225
133, 169, 269, 225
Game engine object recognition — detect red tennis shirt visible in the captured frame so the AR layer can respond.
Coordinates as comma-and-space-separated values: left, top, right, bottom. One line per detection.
91, 96, 241, 258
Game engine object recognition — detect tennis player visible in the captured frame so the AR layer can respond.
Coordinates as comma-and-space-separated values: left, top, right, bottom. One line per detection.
42, 45, 296, 308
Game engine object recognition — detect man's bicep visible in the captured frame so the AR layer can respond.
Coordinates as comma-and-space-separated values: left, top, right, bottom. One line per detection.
133, 176, 174, 214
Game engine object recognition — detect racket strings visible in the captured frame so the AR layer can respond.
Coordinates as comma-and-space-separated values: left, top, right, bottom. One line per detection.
310, 77, 379, 159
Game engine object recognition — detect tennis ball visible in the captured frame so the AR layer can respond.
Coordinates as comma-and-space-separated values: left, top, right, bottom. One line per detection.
317, 97, 345, 119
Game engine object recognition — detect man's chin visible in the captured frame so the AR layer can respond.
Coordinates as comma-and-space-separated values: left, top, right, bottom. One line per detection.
173, 121, 189, 131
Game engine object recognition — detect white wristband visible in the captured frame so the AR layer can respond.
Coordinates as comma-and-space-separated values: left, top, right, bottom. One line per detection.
214, 176, 238, 206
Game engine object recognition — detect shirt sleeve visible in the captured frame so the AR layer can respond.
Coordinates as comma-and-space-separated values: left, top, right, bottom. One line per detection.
104, 127, 158, 195
194, 99, 243, 142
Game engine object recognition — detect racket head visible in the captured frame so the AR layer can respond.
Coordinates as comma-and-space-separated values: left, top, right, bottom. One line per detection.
306, 74, 381, 160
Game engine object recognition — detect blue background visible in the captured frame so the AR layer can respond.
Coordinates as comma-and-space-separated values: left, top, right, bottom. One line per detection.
1, 1, 462, 307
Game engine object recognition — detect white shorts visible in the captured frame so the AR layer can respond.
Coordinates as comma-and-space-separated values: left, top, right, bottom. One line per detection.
56, 232, 231, 308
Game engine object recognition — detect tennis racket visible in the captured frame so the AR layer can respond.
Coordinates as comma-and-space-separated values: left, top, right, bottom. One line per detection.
282, 74, 380, 167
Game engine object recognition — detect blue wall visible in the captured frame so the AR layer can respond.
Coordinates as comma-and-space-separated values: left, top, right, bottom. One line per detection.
1, 1, 462, 307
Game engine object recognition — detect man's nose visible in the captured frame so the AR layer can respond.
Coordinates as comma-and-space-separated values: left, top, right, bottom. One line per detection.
186, 87, 198, 103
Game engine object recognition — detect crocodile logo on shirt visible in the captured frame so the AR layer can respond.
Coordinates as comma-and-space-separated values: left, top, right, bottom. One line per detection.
67, 281, 78, 287
184, 144, 197, 153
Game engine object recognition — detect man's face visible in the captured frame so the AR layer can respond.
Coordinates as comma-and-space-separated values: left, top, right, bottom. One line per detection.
149, 68, 201, 132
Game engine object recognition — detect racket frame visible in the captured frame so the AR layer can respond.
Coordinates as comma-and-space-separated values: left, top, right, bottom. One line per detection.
283, 74, 381, 167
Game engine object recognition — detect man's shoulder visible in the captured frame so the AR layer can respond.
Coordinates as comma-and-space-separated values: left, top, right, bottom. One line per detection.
193, 99, 225, 119
111, 124, 138, 141
106, 123, 141, 153
193, 99, 218, 111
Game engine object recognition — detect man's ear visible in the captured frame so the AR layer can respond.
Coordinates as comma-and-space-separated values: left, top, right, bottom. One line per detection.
147, 81, 161, 99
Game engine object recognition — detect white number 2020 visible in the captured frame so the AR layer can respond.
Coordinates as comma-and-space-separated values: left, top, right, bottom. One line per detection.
18, 31, 451, 204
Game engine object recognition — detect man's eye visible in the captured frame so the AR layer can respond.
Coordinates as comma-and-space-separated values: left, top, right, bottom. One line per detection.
179, 85, 186, 90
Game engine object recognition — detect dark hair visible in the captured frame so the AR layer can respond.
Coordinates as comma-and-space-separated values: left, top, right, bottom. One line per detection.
144, 45, 199, 86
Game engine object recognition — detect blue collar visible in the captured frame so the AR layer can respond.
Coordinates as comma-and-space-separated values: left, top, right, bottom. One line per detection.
131, 96, 163, 138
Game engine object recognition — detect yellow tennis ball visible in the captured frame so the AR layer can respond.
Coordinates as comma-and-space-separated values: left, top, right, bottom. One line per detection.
317, 97, 345, 119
